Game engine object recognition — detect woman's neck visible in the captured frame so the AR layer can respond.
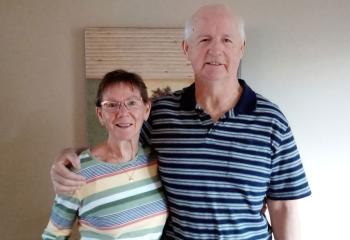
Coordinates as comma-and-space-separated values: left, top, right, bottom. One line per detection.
92, 138, 139, 164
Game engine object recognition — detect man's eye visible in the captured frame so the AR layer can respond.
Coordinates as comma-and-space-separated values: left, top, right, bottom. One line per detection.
224, 38, 232, 43
200, 38, 209, 42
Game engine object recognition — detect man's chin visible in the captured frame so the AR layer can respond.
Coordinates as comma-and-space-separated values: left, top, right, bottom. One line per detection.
198, 71, 229, 82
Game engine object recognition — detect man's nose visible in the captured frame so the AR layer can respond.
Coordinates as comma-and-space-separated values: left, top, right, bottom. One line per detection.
208, 40, 223, 55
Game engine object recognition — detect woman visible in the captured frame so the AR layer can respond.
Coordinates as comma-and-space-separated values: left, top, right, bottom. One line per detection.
42, 70, 168, 239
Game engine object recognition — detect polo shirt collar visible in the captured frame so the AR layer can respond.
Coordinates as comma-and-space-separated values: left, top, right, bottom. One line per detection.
180, 79, 257, 115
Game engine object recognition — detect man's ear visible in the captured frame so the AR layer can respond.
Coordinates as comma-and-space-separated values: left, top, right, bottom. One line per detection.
240, 40, 246, 57
182, 40, 190, 58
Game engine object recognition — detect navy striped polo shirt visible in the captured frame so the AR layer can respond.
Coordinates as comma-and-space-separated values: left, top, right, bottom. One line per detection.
141, 79, 311, 240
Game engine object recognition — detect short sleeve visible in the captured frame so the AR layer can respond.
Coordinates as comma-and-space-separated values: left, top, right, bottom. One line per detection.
267, 126, 311, 200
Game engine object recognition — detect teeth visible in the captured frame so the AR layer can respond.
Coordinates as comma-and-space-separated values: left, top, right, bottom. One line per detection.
209, 61, 220, 65
116, 123, 132, 128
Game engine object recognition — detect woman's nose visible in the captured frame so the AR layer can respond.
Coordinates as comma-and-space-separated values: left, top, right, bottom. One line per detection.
116, 103, 129, 115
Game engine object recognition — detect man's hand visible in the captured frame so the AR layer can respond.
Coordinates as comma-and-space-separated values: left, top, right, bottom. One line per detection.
50, 148, 86, 196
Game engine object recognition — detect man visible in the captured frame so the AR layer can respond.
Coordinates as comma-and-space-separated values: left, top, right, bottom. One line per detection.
51, 4, 311, 239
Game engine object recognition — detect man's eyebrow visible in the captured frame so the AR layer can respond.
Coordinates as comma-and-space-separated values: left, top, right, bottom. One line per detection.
195, 34, 211, 39
222, 34, 234, 38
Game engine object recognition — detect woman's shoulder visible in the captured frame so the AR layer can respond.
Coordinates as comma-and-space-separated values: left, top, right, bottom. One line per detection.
136, 146, 158, 165
78, 149, 97, 169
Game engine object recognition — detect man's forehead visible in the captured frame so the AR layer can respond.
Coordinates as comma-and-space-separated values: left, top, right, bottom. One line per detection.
191, 17, 238, 36
194, 16, 235, 27
192, 10, 237, 28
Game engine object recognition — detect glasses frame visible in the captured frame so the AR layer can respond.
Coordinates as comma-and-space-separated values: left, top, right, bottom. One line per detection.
99, 97, 144, 113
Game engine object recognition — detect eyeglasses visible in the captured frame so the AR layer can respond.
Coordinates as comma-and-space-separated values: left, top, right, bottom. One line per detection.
100, 97, 144, 113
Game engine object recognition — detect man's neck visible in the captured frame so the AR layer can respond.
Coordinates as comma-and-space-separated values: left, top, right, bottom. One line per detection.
195, 78, 242, 122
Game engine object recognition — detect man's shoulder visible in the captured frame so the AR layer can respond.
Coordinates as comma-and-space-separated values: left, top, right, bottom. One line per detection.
151, 89, 184, 106
254, 93, 290, 128
255, 93, 280, 111
152, 88, 184, 100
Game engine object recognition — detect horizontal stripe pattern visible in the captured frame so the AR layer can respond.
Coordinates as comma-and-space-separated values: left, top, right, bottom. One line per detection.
42, 146, 167, 239
81, 200, 166, 229
141, 80, 311, 239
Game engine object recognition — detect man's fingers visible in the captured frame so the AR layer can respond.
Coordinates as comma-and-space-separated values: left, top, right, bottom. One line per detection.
51, 164, 85, 185
56, 148, 81, 171
51, 165, 85, 196
53, 171, 85, 187
50, 148, 86, 196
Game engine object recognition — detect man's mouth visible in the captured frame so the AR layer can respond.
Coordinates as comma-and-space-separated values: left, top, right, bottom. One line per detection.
115, 123, 133, 128
207, 61, 222, 66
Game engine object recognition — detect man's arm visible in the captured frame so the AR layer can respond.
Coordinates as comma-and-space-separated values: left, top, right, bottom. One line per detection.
50, 148, 86, 195
267, 199, 301, 240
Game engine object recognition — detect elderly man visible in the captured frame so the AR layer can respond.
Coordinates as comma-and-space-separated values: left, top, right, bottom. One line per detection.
51, 4, 311, 240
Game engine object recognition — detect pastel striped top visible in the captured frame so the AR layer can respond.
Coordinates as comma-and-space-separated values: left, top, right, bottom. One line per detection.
42, 146, 168, 240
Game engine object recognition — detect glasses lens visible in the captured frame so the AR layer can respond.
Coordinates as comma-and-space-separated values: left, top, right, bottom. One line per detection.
125, 97, 142, 109
101, 101, 120, 112
101, 97, 142, 112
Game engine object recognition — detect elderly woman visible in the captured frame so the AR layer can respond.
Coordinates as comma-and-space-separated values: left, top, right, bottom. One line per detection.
42, 70, 168, 239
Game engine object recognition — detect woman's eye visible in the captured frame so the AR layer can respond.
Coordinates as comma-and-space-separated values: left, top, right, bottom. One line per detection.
106, 102, 118, 108
127, 100, 137, 106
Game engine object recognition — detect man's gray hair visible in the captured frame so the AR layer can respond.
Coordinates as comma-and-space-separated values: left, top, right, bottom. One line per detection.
183, 10, 246, 42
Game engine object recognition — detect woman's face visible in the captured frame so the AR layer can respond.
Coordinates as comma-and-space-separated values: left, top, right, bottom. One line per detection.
96, 82, 150, 143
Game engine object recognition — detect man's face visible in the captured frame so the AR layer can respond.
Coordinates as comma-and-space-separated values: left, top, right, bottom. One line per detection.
183, 9, 245, 83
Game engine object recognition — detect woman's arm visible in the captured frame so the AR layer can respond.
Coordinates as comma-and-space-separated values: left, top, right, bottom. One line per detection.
42, 194, 81, 239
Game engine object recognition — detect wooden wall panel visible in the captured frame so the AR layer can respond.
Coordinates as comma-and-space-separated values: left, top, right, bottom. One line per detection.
85, 27, 193, 81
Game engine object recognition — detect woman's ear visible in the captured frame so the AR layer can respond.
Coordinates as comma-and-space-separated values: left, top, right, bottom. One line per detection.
143, 101, 151, 121
96, 107, 105, 127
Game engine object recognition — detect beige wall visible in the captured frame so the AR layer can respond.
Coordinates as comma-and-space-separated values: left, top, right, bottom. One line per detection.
1, 0, 349, 239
